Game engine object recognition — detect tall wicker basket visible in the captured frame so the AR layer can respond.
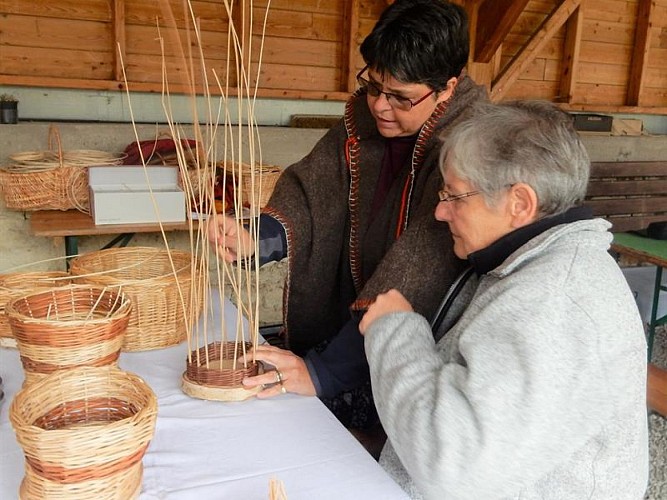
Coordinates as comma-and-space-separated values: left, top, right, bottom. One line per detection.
9, 366, 158, 500
0, 271, 71, 348
69, 247, 202, 351
6, 284, 132, 387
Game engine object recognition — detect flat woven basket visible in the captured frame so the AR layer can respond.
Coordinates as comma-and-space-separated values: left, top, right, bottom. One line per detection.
9, 366, 157, 500
0, 125, 124, 212
68, 247, 201, 352
6, 284, 132, 387
0, 271, 71, 348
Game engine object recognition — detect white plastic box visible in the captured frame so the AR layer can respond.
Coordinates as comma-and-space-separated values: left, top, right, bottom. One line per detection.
88, 165, 186, 225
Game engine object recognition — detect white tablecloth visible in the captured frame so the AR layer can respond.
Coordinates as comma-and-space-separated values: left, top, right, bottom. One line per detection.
0, 295, 408, 500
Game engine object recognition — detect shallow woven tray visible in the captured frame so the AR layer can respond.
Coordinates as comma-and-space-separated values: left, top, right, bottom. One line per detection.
69, 247, 202, 352
0, 271, 71, 348
10, 366, 157, 499
6, 284, 131, 387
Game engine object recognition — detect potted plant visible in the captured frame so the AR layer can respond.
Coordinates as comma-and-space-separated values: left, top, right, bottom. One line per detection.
0, 93, 18, 124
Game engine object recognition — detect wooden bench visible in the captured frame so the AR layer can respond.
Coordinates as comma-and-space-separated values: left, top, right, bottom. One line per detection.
585, 161, 667, 233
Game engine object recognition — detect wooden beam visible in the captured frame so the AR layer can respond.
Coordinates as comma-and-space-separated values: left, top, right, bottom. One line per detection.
626, 0, 655, 107
343, 0, 361, 93
474, 0, 529, 63
112, 0, 125, 82
490, 0, 583, 102
648, 363, 667, 418
557, 5, 582, 103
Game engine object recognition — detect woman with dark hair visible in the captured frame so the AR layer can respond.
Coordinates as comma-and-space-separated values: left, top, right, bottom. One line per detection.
209, 0, 486, 438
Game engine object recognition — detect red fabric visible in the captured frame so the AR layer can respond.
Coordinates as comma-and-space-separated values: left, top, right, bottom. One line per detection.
122, 138, 199, 165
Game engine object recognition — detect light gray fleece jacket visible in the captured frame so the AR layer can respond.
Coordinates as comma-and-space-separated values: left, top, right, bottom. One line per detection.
365, 218, 649, 500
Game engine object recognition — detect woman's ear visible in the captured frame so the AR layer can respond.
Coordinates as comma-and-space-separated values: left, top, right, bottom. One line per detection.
437, 77, 458, 103
508, 183, 539, 228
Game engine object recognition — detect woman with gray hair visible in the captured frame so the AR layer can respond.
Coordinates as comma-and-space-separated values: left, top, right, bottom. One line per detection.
360, 100, 649, 499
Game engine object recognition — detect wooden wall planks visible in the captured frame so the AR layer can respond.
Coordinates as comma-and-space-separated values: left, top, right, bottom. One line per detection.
0, 0, 665, 113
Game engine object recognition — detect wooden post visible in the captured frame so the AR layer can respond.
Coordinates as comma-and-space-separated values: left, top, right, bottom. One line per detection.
112, 0, 126, 83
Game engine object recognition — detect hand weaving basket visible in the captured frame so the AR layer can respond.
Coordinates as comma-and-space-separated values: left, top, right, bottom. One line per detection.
6, 284, 132, 387
9, 366, 157, 500
182, 341, 263, 402
0, 125, 124, 212
0, 271, 71, 348
69, 247, 202, 352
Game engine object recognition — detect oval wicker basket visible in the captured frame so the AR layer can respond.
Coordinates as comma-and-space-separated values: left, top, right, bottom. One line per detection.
0, 271, 71, 348
69, 247, 201, 352
7, 284, 132, 387
9, 366, 157, 500
0, 125, 124, 212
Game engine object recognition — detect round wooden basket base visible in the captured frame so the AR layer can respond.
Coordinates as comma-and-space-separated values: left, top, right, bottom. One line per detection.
181, 373, 262, 402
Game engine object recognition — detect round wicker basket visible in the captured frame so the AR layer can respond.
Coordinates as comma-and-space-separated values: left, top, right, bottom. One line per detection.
6, 284, 132, 387
9, 366, 157, 500
0, 271, 71, 348
69, 247, 201, 352
182, 341, 262, 402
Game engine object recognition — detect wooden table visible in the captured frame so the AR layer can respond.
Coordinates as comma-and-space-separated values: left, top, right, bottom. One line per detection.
29, 210, 198, 260
612, 232, 667, 361
611, 232, 667, 418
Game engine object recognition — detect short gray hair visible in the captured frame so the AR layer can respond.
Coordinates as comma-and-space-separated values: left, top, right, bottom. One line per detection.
440, 100, 590, 216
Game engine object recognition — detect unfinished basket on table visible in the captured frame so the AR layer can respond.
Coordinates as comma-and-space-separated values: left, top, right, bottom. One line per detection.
182, 341, 263, 402
6, 284, 132, 387
0, 271, 71, 348
9, 366, 157, 500
69, 247, 201, 352
0, 125, 124, 212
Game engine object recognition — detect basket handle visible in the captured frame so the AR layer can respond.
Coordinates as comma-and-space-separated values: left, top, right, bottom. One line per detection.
47, 125, 65, 168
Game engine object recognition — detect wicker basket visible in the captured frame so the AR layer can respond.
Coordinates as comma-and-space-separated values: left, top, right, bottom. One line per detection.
0, 271, 71, 348
219, 162, 281, 212
69, 247, 201, 352
182, 341, 263, 402
6, 284, 132, 387
0, 125, 124, 212
9, 366, 157, 499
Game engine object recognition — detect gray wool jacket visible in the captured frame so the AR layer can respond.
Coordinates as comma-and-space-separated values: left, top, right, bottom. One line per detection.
365, 218, 649, 500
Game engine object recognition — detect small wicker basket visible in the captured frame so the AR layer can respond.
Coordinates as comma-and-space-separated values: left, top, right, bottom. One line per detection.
9, 366, 157, 500
0, 125, 124, 212
69, 247, 202, 352
219, 162, 281, 212
6, 284, 132, 387
182, 341, 263, 402
0, 271, 71, 348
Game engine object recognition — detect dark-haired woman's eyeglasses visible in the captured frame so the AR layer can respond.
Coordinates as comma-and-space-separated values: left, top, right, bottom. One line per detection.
356, 66, 435, 112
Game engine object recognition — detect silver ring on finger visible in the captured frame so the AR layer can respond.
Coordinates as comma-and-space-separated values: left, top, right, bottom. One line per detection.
275, 369, 283, 384
280, 381, 287, 394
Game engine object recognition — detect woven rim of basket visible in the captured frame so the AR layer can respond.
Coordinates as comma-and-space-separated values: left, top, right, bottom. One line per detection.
186, 341, 259, 386
0, 271, 71, 340
10, 366, 157, 484
69, 247, 194, 284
